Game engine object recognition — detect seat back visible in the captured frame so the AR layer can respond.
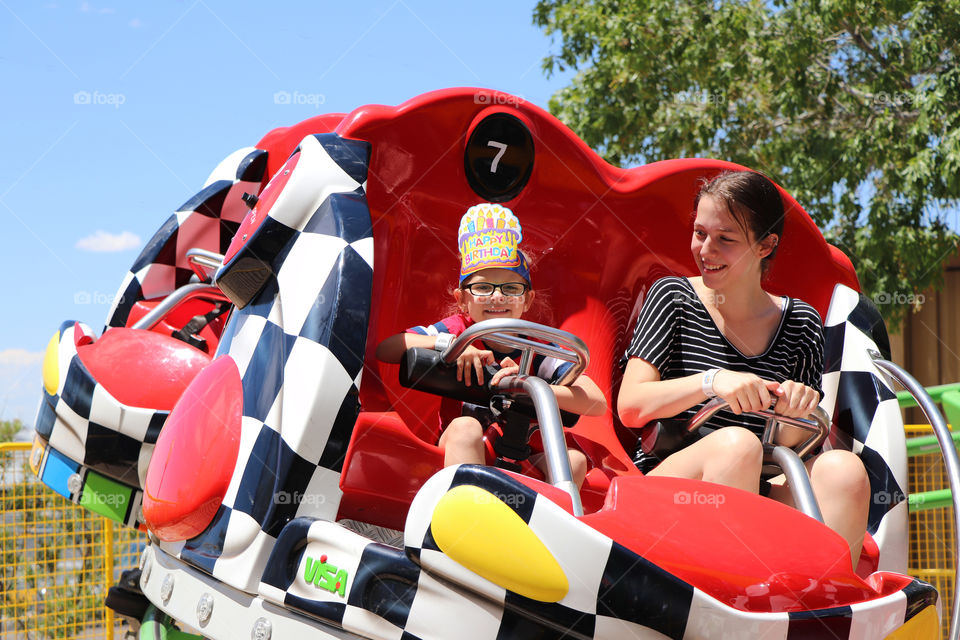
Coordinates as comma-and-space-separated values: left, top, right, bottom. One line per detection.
819, 284, 908, 572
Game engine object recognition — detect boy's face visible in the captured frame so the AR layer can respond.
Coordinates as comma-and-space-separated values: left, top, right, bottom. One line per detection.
455, 268, 533, 324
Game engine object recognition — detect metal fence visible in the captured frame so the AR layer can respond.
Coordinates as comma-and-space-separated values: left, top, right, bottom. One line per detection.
1, 442, 146, 640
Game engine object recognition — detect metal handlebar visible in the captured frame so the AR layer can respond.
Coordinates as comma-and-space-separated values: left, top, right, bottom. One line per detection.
871, 355, 960, 640
441, 319, 589, 386
684, 398, 830, 522
494, 374, 584, 516
186, 248, 224, 283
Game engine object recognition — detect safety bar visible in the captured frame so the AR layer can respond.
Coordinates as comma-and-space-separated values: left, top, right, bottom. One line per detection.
767, 445, 824, 522
131, 283, 230, 331
442, 319, 589, 387
493, 374, 583, 516
685, 398, 828, 522
872, 354, 960, 640
186, 248, 224, 283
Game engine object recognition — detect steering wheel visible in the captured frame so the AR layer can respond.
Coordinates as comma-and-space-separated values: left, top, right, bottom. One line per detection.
684, 397, 830, 460
439, 319, 590, 516
440, 318, 589, 385
684, 397, 831, 522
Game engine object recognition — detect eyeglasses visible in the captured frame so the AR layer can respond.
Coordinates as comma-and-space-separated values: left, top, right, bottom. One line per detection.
461, 282, 529, 297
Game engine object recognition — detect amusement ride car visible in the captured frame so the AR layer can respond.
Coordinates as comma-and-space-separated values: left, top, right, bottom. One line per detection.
30, 88, 960, 639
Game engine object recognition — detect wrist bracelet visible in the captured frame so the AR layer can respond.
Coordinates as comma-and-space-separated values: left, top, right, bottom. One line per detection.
702, 368, 720, 398
433, 333, 454, 353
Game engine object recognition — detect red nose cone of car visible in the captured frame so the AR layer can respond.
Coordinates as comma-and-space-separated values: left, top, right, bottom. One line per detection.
143, 355, 243, 541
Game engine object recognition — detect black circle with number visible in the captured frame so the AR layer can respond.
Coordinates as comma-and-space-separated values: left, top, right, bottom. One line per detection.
464, 113, 535, 202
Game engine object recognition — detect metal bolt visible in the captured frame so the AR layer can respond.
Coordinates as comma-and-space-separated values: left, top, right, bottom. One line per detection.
252, 617, 272, 640
197, 593, 214, 626
161, 574, 174, 603
67, 473, 83, 494
140, 552, 152, 584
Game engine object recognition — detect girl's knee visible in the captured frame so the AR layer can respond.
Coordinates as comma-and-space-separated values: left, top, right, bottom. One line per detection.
710, 427, 763, 465
812, 450, 870, 499
568, 449, 588, 486
441, 417, 483, 445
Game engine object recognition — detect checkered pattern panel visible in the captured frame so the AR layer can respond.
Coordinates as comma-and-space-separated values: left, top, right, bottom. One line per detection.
820, 284, 909, 572
31, 437, 146, 529
176, 133, 373, 594
238, 464, 936, 639
33, 320, 169, 494
32, 319, 172, 530
105, 148, 269, 329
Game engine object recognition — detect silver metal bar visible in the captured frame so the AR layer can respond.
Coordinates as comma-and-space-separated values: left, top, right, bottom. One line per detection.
131, 283, 228, 331
686, 398, 828, 460
185, 248, 224, 282
441, 318, 589, 386
494, 374, 584, 516
769, 445, 824, 522
872, 357, 960, 640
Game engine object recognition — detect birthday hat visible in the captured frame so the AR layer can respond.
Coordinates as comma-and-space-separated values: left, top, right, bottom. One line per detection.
458, 203, 529, 283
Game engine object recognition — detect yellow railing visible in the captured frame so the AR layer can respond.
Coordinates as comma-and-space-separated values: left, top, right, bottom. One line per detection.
0, 442, 146, 639
906, 425, 956, 640
2, 432, 957, 637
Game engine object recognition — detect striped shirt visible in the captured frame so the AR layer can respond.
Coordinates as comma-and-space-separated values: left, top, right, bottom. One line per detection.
623, 277, 824, 435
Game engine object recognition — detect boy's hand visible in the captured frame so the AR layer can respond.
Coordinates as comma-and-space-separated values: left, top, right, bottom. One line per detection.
490, 356, 520, 387
457, 345, 496, 386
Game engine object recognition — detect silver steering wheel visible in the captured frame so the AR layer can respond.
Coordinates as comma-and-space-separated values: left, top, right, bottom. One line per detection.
685, 397, 831, 522
439, 319, 590, 516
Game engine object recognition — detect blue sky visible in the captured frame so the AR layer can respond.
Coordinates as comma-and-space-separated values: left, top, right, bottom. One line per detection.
0, 1, 573, 428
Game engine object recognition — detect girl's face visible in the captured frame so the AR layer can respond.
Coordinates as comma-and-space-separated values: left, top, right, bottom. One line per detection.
691, 195, 777, 291
455, 268, 534, 323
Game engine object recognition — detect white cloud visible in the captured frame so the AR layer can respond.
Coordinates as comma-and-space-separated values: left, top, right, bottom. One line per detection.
129, 17, 141, 27
76, 230, 141, 252
0, 349, 43, 433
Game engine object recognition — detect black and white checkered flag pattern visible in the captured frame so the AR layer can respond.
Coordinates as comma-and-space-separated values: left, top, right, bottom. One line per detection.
245, 464, 936, 639
820, 283, 909, 573
105, 147, 268, 330
164, 133, 374, 594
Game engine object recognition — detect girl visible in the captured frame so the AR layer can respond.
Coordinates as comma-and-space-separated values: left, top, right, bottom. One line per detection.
617, 171, 870, 567
376, 203, 606, 487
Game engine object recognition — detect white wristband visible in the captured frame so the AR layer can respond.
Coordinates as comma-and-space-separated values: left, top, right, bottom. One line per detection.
433, 333, 455, 353
702, 368, 720, 398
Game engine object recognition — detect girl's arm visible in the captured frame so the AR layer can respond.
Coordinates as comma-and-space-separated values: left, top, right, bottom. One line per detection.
375, 332, 443, 363
550, 374, 607, 416
617, 357, 704, 427
490, 359, 607, 416
617, 357, 781, 427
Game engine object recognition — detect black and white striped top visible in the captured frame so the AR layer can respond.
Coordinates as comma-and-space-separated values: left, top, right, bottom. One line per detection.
623, 276, 824, 434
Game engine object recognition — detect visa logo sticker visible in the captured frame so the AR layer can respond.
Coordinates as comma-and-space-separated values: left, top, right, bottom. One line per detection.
303, 554, 348, 597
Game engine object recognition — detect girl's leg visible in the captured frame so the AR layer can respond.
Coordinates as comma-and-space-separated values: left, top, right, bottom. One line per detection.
647, 427, 763, 493
529, 449, 588, 488
438, 416, 485, 467
767, 450, 870, 568
568, 449, 587, 489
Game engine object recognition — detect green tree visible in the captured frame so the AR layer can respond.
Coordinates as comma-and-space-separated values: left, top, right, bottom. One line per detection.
0, 419, 23, 443
535, 0, 959, 329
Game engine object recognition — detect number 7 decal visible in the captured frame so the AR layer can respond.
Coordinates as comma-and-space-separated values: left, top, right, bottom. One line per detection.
487, 141, 507, 173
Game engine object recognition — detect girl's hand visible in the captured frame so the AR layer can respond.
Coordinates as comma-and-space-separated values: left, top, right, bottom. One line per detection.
711, 369, 781, 415
490, 356, 520, 387
771, 380, 820, 418
457, 345, 496, 386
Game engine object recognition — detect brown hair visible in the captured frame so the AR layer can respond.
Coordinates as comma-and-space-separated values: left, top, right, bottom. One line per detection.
694, 171, 784, 273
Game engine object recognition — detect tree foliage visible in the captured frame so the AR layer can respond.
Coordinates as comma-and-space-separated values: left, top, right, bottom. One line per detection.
535, 0, 960, 329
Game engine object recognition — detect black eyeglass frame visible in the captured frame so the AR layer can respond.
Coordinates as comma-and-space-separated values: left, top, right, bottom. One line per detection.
460, 282, 529, 297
